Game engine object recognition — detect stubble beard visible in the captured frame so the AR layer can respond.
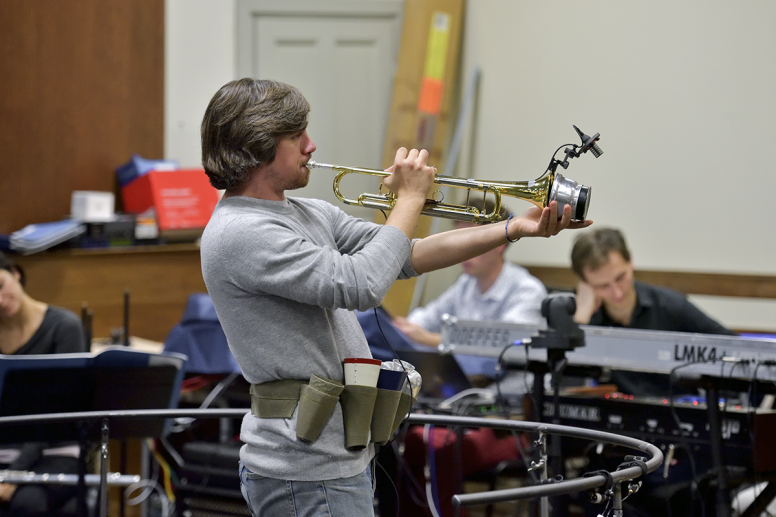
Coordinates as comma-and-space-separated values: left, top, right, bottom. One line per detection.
270, 165, 310, 192
289, 166, 310, 190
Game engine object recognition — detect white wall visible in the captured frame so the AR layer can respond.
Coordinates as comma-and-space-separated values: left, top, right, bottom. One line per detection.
459, 1, 776, 274
455, 1, 776, 330
165, 0, 237, 168
165, 0, 776, 330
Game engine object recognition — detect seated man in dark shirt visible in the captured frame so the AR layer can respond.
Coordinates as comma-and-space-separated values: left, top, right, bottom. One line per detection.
569, 228, 736, 517
570, 226, 736, 397
571, 227, 735, 336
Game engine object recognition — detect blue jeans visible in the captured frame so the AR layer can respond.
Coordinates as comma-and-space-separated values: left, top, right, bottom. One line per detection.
239, 462, 375, 517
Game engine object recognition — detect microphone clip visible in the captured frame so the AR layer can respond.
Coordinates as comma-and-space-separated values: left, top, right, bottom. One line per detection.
554, 125, 604, 170
574, 125, 604, 158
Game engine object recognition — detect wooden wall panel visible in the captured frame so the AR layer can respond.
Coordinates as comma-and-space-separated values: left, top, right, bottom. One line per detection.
15, 245, 207, 343
0, 0, 164, 235
524, 265, 776, 299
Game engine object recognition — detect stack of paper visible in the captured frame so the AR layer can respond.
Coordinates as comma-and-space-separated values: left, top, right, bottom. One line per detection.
10, 219, 86, 254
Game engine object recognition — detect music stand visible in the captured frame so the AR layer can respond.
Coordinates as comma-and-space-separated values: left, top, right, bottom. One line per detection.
0, 347, 186, 517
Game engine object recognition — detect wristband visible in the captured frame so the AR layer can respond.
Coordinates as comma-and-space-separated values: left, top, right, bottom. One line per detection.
505, 213, 520, 243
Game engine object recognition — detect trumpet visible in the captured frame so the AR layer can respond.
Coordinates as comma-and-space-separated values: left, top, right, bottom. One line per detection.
306, 161, 592, 223
308, 126, 601, 223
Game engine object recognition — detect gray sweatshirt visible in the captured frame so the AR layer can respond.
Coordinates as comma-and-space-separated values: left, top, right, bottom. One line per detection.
200, 195, 417, 481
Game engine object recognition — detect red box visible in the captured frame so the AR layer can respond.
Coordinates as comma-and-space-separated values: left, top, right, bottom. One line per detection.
121, 169, 220, 232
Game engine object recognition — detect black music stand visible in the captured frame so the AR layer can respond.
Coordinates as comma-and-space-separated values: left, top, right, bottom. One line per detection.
0, 348, 186, 517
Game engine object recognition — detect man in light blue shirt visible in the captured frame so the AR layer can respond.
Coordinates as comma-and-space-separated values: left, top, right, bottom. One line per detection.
393, 204, 547, 379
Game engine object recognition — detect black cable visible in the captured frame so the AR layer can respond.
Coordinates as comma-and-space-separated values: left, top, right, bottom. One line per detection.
746, 361, 776, 517
747, 362, 762, 414
668, 360, 707, 517
369, 306, 428, 513
517, 341, 547, 485
522, 343, 540, 419
390, 438, 429, 509
545, 143, 576, 175
718, 357, 747, 467
372, 306, 415, 438
374, 453, 401, 517
370, 309, 538, 509
491, 340, 540, 484
600, 491, 614, 517
493, 341, 514, 415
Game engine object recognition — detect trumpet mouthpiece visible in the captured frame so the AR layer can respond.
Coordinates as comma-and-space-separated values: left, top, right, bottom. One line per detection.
306, 160, 333, 170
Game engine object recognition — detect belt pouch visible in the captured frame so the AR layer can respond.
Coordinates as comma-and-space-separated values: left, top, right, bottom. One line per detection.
296, 375, 344, 443
250, 379, 306, 418
340, 385, 378, 450
389, 391, 413, 437
370, 388, 403, 445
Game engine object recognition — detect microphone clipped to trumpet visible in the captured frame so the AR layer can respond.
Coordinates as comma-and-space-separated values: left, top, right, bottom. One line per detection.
308, 126, 600, 224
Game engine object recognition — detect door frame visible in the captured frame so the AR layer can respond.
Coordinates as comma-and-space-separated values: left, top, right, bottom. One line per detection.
236, 0, 404, 79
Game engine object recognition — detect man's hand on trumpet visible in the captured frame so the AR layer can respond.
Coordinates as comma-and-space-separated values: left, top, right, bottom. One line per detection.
382, 147, 435, 202
381, 147, 436, 239
410, 200, 592, 274
508, 201, 592, 240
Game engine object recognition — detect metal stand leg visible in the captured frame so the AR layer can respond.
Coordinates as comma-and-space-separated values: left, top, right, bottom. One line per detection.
141, 439, 150, 517
611, 483, 623, 517
533, 432, 549, 517
547, 351, 568, 517
77, 423, 89, 517
120, 440, 127, 517
706, 385, 731, 517
454, 426, 463, 517
99, 417, 110, 517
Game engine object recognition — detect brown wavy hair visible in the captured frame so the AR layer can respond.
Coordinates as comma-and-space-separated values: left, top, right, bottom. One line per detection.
201, 78, 310, 190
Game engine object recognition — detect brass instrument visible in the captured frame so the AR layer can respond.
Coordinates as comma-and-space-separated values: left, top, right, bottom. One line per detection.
308, 126, 599, 224
307, 162, 591, 223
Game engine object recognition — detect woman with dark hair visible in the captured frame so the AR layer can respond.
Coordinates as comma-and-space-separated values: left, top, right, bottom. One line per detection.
0, 251, 87, 516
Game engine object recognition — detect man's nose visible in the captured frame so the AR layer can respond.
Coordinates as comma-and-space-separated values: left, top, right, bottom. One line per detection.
304, 136, 316, 154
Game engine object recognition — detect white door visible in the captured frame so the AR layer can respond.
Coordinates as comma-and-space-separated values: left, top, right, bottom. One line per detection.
238, 2, 402, 219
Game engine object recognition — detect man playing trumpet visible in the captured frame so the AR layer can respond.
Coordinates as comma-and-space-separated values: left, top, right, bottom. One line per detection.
199, 77, 591, 516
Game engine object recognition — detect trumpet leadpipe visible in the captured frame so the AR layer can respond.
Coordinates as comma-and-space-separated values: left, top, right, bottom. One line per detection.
307, 161, 390, 178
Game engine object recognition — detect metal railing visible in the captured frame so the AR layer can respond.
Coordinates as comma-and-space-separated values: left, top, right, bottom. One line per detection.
0, 409, 663, 517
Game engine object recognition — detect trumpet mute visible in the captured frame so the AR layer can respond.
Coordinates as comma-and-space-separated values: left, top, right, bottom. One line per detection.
552, 172, 591, 222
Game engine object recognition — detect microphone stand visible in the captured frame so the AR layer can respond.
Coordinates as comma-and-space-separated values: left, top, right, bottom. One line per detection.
526, 295, 586, 517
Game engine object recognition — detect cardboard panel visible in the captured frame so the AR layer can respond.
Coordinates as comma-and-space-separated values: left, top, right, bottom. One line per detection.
379, 0, 465, 316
